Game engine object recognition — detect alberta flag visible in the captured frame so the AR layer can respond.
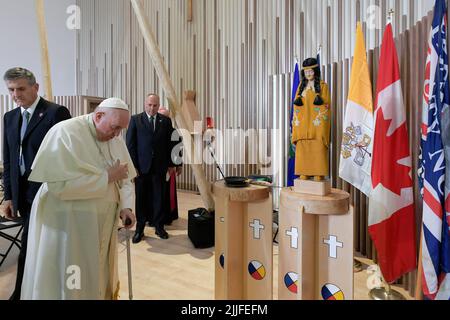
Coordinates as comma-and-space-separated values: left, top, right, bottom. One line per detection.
419, 0, 450, 300
287, 63, 300, 186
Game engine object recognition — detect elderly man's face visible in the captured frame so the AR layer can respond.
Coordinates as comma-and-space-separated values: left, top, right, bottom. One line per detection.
145, 95, 160, 116
6, 78, 39, 108
94, 109, 130, 141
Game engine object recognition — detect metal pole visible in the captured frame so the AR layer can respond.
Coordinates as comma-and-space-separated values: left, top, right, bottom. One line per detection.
124, 218, 133, 300
126, 228, 133, 300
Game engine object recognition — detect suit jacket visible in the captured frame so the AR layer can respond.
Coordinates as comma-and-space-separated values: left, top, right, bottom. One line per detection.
2, 97, 72, 213
170, 126, 183, 168
126, 112, 175, 176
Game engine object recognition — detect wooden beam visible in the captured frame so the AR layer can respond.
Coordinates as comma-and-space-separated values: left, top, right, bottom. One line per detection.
35, 0, 53, 101
131, 0, 214, 211
187, 0, 193, 22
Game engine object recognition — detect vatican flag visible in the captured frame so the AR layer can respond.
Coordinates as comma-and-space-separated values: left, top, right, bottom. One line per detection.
339, 22, 374, 196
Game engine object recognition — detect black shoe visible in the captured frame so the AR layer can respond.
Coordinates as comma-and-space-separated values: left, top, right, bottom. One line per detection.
9, 291, 19, 301
155, 228, 169, 239
132, 231, 145, 244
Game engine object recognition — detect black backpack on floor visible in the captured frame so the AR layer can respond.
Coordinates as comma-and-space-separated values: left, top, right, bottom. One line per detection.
188, 208, 215, 249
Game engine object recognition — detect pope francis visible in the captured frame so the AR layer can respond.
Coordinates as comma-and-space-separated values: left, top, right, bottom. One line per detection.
20, 98, 137, 300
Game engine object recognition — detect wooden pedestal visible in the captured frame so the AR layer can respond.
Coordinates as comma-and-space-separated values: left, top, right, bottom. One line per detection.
213, 181, 273, 300
293, 179, 332, 196
278, 186, 353, 300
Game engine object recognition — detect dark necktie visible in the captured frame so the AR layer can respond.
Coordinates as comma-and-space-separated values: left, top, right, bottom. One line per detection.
19, 110, 31, 175
150, 116, 155, 133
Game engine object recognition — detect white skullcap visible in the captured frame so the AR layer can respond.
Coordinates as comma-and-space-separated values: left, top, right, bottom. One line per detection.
98, 97, 129, 111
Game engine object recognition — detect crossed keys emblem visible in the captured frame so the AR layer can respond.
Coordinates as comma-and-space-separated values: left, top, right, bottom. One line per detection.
341, 123, 372, 166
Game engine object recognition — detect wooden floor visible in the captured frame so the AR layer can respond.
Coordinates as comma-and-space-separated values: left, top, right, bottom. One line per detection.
0, 191, 413, 300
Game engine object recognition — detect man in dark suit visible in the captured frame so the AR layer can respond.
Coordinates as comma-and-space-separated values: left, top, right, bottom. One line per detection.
126, 94, 176, 242
2, 67, 71, 300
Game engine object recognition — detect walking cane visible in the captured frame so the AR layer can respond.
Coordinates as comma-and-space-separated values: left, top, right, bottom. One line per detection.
125, 218, 133, 300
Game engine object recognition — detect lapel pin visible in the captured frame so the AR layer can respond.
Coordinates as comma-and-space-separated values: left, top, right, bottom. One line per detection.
39, 113, 43, 117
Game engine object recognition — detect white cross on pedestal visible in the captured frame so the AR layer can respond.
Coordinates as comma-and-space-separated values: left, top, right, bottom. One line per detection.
323, 235, 343, 259
286, 227, 298, 249
249, 219, 265, 239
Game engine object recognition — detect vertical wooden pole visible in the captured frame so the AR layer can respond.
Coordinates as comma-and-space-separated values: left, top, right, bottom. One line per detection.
35, 0, 53, 101
187, 0, 193, 22
131, 0, 214, 211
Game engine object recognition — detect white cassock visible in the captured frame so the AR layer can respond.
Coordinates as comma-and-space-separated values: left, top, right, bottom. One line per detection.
21, 114, 137, 300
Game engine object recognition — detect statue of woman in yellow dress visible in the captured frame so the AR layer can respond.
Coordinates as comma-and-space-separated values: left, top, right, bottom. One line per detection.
291, 57, 331, 181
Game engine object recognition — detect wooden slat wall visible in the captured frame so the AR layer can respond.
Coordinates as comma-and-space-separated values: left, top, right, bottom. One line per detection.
0, 95, 84, 158
269, 11, 436, 295
74, 0, 445, 295
0, 95, 15, 160
75, 0, 433, 192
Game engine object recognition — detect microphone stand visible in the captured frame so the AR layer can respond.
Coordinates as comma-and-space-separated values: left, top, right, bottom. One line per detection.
206, 140, 226, 180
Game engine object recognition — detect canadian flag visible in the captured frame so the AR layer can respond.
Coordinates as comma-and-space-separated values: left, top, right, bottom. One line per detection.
369, 24, 417, 283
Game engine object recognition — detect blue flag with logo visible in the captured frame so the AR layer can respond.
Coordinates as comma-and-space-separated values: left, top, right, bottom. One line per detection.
287, 63, 300, 186
419, 0, 450, 300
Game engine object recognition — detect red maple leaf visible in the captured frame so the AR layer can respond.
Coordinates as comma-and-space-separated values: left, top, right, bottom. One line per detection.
372, 108, 413, 195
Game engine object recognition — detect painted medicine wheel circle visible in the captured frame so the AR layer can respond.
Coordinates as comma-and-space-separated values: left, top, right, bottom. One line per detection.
321, 283, 345, 300
284, 272, 298, 294
248, 260, 266, 280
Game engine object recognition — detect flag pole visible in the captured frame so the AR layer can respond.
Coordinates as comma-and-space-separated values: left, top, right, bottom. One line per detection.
387, 8, 394, 24
415, 229, 424, 299
317, 45, 322, 58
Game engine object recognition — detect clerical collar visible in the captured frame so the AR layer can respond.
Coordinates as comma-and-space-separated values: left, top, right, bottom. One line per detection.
20, 96, 40, 119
